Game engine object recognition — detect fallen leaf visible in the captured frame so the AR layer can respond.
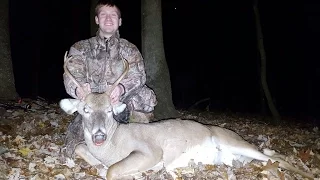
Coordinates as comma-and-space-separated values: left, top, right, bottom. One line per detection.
277, 170, 285, 180
298, 149, 311, 162
13, 135, 26, 145
18, 147, 32, 157
261, 159, 279, 171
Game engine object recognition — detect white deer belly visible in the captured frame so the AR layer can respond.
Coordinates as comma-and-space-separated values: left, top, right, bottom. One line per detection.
162, 137, 216, 170
163, 137, 244, 171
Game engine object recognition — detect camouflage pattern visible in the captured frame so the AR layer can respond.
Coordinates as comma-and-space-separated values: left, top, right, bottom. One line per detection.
60, 113, 85, 158
63, 30, 157, 113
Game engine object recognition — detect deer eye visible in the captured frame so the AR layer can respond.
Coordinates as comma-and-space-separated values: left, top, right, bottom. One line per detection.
107, 109, 112, 114
83, 106, 90, 113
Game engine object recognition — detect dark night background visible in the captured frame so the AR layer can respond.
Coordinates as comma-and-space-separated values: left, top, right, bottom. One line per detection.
8, 1, 320, 122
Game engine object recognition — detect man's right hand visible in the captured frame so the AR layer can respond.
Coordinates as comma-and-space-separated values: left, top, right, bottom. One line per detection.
110, 84, 125, 105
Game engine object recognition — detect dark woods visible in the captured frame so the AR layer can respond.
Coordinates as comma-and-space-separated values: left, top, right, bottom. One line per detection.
8, 0, 319, 122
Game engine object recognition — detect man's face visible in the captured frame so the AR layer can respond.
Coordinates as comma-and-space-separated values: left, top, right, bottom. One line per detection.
95, 5, 122, 38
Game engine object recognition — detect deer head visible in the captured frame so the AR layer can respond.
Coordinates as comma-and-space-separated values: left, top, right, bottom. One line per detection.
60, 51, 129, 146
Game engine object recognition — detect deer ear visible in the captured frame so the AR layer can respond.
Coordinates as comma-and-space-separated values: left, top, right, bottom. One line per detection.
112, 103, 127, 115
60, 99, 81, 115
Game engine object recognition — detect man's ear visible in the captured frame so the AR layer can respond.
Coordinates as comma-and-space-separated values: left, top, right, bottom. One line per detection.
95, 16, 99, 25
119, 18, 122, 26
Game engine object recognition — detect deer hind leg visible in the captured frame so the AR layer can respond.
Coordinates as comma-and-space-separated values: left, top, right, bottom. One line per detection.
107, 150, 163, 180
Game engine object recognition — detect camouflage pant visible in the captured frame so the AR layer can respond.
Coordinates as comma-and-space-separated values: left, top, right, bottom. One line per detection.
62, 113, 85, 158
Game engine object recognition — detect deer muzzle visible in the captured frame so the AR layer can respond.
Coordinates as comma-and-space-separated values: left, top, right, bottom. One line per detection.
92, 130, 107, 146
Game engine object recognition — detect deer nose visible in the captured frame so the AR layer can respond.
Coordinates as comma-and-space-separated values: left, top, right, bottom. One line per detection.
92, 130, 106, 146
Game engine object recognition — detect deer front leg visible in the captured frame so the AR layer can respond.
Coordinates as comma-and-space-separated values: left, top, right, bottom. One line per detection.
75, 144, 108, 177
107, 150, 163, 180
75, 144, 102, 166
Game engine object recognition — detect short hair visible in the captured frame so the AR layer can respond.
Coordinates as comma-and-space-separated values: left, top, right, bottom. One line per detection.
95, 0, 121, 18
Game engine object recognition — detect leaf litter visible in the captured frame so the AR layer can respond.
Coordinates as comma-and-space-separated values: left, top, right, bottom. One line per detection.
0, 99, 319, 180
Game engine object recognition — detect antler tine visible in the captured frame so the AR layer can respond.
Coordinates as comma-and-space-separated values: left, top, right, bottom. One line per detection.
64, 51, 85, 98
107, 57, 129, 94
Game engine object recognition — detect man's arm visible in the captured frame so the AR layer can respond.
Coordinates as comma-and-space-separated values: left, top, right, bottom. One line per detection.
63, 42, 91, 99
120, 44, 147, 100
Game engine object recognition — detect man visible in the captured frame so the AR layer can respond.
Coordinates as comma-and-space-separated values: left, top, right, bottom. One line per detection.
62, 0, 157, 157
64, 0, 157, 122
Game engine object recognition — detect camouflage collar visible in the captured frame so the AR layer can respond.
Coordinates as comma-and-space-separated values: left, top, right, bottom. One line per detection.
96, 29, 120, 46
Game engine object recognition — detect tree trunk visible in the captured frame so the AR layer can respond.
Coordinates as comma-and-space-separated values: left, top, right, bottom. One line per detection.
0, 0, 19, 101
90, 0, 98, 36
253, 0, 281, 124
257, 52, 267, 115
141, 0, 178, 120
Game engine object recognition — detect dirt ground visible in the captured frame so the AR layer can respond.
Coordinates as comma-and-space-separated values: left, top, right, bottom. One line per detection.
0, 98, 319, 180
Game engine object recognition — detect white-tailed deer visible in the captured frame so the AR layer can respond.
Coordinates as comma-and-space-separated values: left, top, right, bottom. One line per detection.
60, 52, 314, 179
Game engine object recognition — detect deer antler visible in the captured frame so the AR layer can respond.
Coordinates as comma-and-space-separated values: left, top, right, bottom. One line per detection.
106, 57, 129, 95
64, 51, 129, 98
64, 51, 85, 98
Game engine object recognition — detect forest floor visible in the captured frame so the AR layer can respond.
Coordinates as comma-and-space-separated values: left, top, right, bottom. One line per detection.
0, 98, 319, 180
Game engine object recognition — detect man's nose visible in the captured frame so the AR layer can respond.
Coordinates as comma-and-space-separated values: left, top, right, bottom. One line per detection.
106, 14, 112, 20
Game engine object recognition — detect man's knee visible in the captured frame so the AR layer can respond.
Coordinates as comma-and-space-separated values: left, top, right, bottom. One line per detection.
129, 111, 154, 123
113, 106, 130, 123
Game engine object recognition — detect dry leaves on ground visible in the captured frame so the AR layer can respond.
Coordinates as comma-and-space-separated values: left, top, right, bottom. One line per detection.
0, 99, 319, 180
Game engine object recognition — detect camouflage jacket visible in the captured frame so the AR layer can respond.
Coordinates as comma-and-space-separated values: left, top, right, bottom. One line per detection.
63, 30, 157, 112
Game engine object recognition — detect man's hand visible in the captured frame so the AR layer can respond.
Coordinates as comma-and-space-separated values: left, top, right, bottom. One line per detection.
110, 85, 125, 104
76, 83, 91, 100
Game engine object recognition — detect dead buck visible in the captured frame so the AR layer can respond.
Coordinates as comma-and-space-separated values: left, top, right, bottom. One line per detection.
60, 52, 314, 179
